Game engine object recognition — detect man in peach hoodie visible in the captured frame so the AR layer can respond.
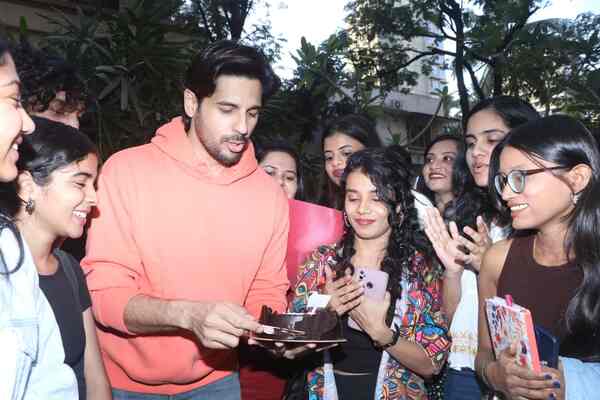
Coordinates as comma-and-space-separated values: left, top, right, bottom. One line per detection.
82, 41, 289, 399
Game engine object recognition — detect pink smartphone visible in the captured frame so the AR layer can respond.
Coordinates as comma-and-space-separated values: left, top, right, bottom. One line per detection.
348, 268, 389, 331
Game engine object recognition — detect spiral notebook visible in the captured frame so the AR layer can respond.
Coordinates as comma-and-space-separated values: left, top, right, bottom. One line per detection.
485, 295, 541, 372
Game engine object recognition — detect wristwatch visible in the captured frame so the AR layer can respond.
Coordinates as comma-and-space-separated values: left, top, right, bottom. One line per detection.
375, 324, 401, 350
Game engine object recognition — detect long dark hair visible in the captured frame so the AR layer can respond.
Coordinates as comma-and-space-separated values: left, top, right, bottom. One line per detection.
0, 117, 97, 217
490, 115, 600, 359
318, 114, 382, 209
0, 37, 9, 65
256, 140, 305, 200
418, 134, 487, 230
335, 146, 435, 326
464, 96, 540, 132
463, 96, 541, 228
0, 39, 26, 276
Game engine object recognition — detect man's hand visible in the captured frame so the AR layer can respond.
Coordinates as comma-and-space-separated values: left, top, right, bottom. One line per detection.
179, 301, 262, 349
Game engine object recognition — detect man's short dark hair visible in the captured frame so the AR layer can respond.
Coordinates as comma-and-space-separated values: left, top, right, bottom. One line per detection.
182, 40, 280, 131
10, 40, 88, 114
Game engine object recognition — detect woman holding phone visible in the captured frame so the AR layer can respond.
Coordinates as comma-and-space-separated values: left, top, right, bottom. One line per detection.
288, 146, 450, 400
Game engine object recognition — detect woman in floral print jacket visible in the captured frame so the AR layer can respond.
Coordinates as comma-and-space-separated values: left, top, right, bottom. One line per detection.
288, 147, 450, 400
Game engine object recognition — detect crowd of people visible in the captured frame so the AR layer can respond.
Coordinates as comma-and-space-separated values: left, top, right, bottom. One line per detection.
0, 35, 599, 400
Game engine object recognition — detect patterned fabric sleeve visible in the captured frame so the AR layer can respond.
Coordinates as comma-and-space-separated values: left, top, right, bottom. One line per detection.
401, 253, 451, 373
289, 245, 338, 313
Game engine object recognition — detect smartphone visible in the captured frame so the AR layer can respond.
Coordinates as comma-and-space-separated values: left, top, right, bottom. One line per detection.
348, 268, 389, 331
534, 325, 559, 368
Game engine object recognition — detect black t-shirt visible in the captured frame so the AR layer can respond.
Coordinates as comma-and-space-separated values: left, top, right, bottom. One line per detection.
39, 255, 92, 400
331, 316, 382, 398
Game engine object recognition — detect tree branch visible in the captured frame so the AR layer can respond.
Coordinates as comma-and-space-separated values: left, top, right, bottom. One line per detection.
464, 61, 485, 100
401, 97, 444, 146
196, 3, 214, 42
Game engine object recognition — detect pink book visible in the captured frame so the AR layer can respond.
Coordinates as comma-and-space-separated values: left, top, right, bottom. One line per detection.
484, 295, 541, 372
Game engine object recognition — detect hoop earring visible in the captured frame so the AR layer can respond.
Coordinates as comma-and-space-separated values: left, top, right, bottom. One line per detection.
343, 212, 350, 228
25, 199, 35, 215
571, 192, 581, 205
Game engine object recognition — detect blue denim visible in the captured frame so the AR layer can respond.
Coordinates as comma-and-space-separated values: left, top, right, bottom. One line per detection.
112, 373, 241, 400
443, 368, 484, 400
561, 357, 600, 400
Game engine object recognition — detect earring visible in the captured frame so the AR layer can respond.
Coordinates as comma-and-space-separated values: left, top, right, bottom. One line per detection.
25, 198, 35, 215
571, 192, 581, 205
343, 212, 350, 228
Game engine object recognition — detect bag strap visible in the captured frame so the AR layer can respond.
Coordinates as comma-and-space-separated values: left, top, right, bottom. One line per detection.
53, 248, 82, 311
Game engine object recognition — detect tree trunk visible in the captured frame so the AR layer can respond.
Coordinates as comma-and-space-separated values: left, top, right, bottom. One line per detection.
448, 1, 470, 124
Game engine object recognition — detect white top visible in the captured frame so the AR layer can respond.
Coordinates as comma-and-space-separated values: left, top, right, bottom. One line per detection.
447, 221, 509, 370
0, 225, 78, 400
412, 190, 434, 229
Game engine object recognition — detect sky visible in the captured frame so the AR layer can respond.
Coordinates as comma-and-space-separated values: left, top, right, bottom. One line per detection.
248, 0, 600, 81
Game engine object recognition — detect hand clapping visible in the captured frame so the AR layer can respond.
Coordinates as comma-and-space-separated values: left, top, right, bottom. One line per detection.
424, 208, 492, 274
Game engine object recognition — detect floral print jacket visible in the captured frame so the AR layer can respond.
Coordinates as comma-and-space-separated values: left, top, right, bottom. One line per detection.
290, 244, 450, 400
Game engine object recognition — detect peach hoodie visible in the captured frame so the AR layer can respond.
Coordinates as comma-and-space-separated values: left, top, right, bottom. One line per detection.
82, 117, 289, 394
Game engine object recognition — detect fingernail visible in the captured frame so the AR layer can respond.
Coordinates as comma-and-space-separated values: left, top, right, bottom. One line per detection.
544, 374, 553, 380
553, 381, 561, 389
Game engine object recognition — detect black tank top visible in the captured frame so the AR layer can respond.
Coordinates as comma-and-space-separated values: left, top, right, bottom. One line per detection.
497, 235, 582, 348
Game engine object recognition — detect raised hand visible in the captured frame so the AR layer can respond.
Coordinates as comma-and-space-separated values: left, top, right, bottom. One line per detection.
460, 215, 492, 272
322, 265, 363, 316
424, 208, 469, 276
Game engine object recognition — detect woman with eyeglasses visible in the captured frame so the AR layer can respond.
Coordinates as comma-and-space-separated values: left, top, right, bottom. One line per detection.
475, 115, 600, 400
0, 38, 79, 399
424, 97, 539, 400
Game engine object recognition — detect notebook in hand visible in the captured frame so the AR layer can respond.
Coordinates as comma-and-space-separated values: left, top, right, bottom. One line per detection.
485, 295, 541, 372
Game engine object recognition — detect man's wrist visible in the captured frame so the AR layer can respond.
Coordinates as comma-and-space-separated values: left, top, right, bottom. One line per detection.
167, 299, 200, 330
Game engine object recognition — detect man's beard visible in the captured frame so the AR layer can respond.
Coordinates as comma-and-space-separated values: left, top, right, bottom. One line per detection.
200, 133, 249, 167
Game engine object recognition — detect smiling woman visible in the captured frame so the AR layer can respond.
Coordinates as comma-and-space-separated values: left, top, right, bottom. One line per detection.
476, 115, 600, 400
0, 116, 112, 400
288, 146, 450, 400
0, 45, 35, 182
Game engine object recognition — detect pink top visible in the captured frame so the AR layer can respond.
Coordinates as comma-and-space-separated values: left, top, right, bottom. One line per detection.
82, 117, 289, 394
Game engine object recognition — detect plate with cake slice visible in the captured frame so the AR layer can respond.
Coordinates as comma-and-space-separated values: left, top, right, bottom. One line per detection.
253, 306, 346, 343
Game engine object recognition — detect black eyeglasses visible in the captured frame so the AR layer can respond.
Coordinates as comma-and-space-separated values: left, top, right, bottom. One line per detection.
494, 167, 567, 195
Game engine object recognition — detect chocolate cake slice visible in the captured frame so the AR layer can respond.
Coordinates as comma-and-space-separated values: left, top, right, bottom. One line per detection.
257, 305, 343, 341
